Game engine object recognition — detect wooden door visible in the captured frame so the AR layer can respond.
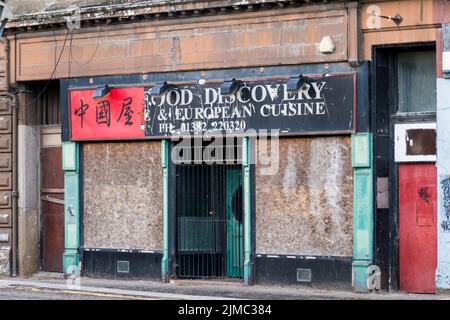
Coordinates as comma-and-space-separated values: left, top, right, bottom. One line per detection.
41, 127, 64, 272
399, 163, 437, 293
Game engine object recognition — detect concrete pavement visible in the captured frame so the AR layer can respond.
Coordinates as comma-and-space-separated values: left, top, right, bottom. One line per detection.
0, 275, 449, 300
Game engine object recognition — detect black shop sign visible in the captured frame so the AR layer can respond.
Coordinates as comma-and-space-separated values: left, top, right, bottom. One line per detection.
144, 74, 355, 137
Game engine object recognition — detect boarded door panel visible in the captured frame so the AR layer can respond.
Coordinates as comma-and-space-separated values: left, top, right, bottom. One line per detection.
41, 146, 64, 190
41, 145, 64, 272
399, 163, 437, 293
41, 200, 64, 272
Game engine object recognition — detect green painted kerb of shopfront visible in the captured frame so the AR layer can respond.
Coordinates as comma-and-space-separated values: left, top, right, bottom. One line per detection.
161, 139, 170, 282
62, 141, 81, 276
351, 133, 374, 293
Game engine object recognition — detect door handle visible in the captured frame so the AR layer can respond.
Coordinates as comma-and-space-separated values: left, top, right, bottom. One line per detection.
68, 205, 75, 217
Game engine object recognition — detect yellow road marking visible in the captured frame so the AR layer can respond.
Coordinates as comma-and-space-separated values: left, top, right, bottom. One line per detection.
1, 285, 157, 300
61, 289, 156, 300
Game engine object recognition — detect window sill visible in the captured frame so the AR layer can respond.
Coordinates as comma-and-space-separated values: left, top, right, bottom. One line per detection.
392, 111, 436, 123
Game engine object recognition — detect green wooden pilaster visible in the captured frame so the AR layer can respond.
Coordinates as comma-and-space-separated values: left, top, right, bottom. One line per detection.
161, 139, 170, 282
62, 141, 81, 276
351, 133, 374, 292
242, 137, 252, 285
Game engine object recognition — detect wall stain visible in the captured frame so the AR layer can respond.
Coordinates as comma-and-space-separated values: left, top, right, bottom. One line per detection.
441, 177, 450, 232
172, 36, 182, 66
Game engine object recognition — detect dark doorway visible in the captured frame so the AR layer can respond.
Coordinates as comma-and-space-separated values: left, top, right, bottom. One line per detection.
373, 43, 436, 291
174, 139, 243, 279
40, 138, 64, 272
39, 81, 64, 272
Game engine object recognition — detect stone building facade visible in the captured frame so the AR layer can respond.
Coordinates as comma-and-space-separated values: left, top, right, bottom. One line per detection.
0, 0, 448, 293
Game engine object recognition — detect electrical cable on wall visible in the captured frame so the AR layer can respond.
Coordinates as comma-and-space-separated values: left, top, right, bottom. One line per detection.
22, 28, 72, 107
69, 26, 101, 66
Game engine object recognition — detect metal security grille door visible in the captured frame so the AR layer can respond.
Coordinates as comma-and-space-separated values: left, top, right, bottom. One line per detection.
174, 141, 243, 279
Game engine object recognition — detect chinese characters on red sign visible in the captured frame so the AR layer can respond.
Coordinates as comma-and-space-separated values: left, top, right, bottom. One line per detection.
70, 87, 145, 140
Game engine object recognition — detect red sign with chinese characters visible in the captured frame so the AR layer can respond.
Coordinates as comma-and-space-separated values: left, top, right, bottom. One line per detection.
70, 87, 145, 140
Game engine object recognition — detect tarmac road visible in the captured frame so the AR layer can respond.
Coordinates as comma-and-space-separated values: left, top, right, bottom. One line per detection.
0, 279, 237, 300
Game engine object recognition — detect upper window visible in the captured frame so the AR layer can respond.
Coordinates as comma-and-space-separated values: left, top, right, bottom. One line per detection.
398, 50, 436, 113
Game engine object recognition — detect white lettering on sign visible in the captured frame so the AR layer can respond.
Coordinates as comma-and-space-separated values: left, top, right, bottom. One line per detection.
144, 75, 355, 136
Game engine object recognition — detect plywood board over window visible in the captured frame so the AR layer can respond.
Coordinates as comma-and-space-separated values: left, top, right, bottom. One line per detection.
83, 141, 163, 250
256, 137, 353, 257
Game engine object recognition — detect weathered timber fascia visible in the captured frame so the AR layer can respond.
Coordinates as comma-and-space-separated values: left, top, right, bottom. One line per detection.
5, 0, 348, 31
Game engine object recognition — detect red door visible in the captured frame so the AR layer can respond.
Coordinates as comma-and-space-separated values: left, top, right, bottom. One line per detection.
399, 163, 437, 293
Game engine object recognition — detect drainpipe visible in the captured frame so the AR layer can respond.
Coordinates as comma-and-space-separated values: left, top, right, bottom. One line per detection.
3, 37, 19, 277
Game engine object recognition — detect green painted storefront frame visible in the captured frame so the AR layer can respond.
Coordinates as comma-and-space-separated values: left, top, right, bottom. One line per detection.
62, 141, 81, 275
226, 168, 244, 278
351, 133, 374, 292
161, 139, 170, 281
63, 134, 369, 289
242, 137, 252, 285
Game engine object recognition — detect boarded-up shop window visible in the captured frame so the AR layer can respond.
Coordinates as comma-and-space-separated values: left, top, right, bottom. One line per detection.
256, 137, 353, 256
83, 142, 163, 250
